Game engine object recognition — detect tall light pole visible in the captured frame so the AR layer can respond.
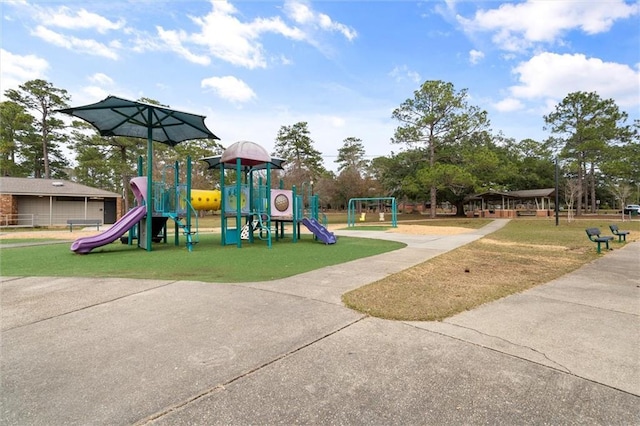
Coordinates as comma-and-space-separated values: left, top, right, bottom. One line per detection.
555, 156, 559, 226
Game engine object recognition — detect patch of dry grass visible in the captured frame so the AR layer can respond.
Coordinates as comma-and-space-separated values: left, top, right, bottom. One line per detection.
343, 219, 639, 321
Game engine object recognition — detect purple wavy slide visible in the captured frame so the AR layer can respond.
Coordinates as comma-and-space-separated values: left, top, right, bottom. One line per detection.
302, 217, 337, 244
70, 205, 147, 254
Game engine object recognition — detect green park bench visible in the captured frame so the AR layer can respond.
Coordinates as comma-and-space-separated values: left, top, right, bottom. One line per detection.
585, 228, 614, 254
609, 224, 630, 242
67, 219, 101, 232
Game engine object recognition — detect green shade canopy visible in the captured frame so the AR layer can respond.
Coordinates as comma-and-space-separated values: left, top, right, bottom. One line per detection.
57, 95, 219, 145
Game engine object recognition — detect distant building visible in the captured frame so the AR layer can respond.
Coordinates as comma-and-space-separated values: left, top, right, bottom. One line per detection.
466, 188, 556, 218
0, 177, 122, 227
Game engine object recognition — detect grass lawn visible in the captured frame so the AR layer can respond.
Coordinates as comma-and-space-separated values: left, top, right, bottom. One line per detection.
3, 216, 637, 322
0, 233, 405, 282
0, 238, 59, 244
342, 218, 640, 321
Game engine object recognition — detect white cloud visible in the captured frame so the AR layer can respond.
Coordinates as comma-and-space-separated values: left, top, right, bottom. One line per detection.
201, 75, 257, 104
286, 0, 314, 24
505, 52, 639, 109
279, 54, 293, 66
320, 115, 346, 128
138, 0, 355, 69
88, 73, 114, 86
156, 27, 210, 65
469, 49, 484, 65
389, 65, 421, 84
284, 0, 357, 41
43, 6, 125, 34
0, 49, 49, 100
31, 25, 120, 59
183, 0, 303, 69
81, 86, 110, 102
458, 0, 639, 52
77, 73, 133, 105
493, 97, 524, 112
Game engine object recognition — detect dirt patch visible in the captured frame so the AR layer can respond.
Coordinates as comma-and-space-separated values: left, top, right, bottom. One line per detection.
0, 229, 101, 240
479, 238, 569, 251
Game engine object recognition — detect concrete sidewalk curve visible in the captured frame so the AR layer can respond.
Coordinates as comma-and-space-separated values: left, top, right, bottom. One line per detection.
1, 219, 638, 425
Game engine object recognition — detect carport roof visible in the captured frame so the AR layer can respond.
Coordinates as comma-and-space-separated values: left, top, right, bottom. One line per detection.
0, 177, 120, 198
470, 188, 555, 200
508, 188, 556, 198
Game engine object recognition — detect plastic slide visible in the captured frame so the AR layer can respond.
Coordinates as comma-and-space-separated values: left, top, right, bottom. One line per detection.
302, 217, 337, 244
70, 205, 147, 254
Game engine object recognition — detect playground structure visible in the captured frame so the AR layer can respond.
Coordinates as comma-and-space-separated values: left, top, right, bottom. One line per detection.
347, 197, 398, 228
203, 140, 336, 248
71, 140, 335, 254
71, 157, 218, 254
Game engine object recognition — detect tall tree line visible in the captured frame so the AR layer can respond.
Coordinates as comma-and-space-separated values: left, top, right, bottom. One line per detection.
2, 79, 638, 214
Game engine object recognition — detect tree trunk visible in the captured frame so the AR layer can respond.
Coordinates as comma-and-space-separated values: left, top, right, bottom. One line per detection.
584, 162, 590, 213
576, 154, 584, 216
40, 105, 51, 179
590, 162, 596, 212
429, 128, 436, 218
430, 185, 437, 218
42, 132, 50, 179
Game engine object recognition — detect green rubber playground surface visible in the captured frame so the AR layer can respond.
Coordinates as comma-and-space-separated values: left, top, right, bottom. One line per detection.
0, 234, 405, 283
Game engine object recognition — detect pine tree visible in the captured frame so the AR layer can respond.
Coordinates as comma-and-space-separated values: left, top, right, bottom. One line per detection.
273, 121, 325, 187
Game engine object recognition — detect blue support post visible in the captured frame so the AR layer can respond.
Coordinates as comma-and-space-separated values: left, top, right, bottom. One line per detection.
145, 109, 153, 251
292, 185, 298, 243
220, 163, 226, 246
235, 158, 242, 248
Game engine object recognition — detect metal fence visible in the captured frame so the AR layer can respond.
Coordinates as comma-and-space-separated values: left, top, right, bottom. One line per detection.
0, 214, 35, 228
0, 214, 103, 228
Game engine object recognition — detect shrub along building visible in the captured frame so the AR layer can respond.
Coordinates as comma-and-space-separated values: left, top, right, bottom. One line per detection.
0, 177, 122, 227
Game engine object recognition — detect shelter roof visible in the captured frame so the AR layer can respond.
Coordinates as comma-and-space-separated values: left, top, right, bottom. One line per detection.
0, 177, 120, 198
469, 190, 513, 200
467, 188, 556, 202
508, 188, 556, 198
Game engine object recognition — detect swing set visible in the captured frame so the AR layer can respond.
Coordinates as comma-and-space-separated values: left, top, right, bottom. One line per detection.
347, 197, 398, 228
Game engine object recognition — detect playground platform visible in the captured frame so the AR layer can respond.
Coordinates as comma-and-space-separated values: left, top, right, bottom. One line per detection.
1, 220, 638, 424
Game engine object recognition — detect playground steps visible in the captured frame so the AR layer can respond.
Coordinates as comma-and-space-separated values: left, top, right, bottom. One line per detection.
239, 213, 272, 247
166, 213, 199, 252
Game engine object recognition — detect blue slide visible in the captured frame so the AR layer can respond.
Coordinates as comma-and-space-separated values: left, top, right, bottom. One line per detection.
70, 206, 147, 254
302, 217, 337, 244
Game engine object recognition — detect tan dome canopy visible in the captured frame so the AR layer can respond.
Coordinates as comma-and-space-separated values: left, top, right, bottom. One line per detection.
221, 140, 271, 167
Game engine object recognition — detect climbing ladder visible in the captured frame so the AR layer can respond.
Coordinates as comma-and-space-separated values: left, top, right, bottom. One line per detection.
152, 181, 199, 252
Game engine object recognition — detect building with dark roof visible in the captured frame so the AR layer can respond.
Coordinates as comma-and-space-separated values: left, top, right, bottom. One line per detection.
0, 177, 122, 227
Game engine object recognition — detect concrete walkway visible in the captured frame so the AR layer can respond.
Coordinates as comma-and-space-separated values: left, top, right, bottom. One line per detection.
1, 220, 638, 425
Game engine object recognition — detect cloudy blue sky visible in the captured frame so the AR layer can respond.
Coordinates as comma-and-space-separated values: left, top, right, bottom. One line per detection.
2, 0, 639, 171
